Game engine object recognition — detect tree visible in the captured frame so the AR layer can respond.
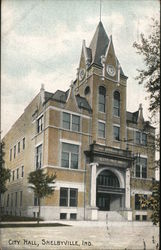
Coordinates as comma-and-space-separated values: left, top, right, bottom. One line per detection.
0, 142, 10, 195
140, 180, 160, 225
133, 18, 160, 118
133, 18, 160, 226
28, 169, 56, 223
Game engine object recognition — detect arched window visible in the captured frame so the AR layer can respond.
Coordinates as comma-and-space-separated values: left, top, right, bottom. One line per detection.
84, 86, 90, 95
113, 91, 120, 117
99, 86, 106, 112
97, 170, 120, 188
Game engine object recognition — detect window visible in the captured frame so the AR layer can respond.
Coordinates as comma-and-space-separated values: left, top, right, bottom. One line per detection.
113, 126, 120, 141
84, 86, 90, 95
99, 86, 106, 112
63, 112, 70, 129
98, 122, 105, 138
20, 191, 23, 207
135, 157, 147, 179
135, 215, 140, 221
135, 194, 140, 210
18, 142, 20, 153
97, 170, 120, 188
113, 91, 120, 117
23, 138, 25, 150
142, 215, 147, 221
59, 188, 68, 206
21, 166, 24, 177
34, 196, 40, 206
36, 144, 42, 169
60, 213, 67, 220
10, 149, 12, 161
62, 113, 80, 132
135, 132, 147, 145
60, 188, 78, 207
135, 131, 141, 144
142, 133, 147, 146
15, 192, 18, 207
12, 170, 15, 181
14, 145, 16, 158
61, 143, 79, 169
16, 168, 19, 179
72, 115, 80, 132
37, 116, 43, 133
70, 189, 78, 206
70, 213, 77, 220
135, 194, 147, 210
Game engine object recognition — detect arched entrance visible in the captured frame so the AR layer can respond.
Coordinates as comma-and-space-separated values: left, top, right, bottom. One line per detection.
96, 169, 125, 211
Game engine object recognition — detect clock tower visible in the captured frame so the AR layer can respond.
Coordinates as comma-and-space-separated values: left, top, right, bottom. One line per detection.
75, 21, 128, 150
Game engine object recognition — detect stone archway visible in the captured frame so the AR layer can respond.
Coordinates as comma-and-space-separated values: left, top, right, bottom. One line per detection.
96, 169, 125, 211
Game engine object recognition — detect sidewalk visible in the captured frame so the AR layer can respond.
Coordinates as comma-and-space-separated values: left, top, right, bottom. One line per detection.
0, 220, 159, 250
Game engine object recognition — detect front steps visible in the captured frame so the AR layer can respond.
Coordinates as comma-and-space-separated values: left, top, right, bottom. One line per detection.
98, 211, 126, 221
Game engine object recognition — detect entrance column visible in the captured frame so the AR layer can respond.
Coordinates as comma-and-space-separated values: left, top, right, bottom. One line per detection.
125, 168, 132, 220
90, 163, 98, 220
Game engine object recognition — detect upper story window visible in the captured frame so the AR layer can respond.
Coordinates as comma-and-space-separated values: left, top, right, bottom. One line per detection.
113, 126, 120, 141
23, 138, 25, 150
16, 168, 19, 179
14, 145, 16, 158
10, 149, 12, 161
18, 142, 20, 153
135, 131, 141, 144
61, 142, 79, 169
62, 112, 80, 132
36, 144, 42, 169
113, 91, 120, 117
135, 157, 147, 179
142, 133, 147, 146
99, 86, 106, 113
12, 170, 15, 181
84, 86, 90, 95
59, 187, 78, 207
21, 166, 24, 177
98, 122, 105, 138
135, 131, 147, 146
37, 116, 43, 133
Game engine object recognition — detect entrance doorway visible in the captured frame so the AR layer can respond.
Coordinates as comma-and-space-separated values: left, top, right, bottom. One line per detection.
96, 193, 111, 211
96, 169, 125, 211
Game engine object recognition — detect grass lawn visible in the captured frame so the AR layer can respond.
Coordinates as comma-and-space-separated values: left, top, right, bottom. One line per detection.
0, 215, 69, 227
0, 214, 43, 222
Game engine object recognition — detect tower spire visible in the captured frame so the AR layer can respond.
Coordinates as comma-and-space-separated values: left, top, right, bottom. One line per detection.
100, 0, 102, 22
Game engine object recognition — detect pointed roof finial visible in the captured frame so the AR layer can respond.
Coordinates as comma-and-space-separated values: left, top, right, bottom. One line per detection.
100, 0, 102, 22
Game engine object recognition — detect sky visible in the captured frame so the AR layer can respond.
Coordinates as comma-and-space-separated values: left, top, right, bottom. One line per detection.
1, 0, 160, 138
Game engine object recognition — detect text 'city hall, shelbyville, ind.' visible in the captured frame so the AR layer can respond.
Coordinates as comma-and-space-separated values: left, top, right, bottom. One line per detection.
2, 21, 156, 222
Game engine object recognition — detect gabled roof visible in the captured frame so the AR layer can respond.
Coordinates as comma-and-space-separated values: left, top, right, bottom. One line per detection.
44, 91, 92, 113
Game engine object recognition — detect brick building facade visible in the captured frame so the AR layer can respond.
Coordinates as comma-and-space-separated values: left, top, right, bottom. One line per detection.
2, 22, 155, 221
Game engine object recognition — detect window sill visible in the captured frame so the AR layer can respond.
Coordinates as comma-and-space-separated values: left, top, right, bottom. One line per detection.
132, 177, 152, 181
42, 165, 85, 172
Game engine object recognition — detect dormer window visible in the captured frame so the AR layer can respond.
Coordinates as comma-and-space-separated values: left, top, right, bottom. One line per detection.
113, 91, 120, 117
99, 86, 106, 112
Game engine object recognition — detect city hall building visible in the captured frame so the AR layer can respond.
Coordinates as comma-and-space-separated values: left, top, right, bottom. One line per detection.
2, 21, 155, 221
